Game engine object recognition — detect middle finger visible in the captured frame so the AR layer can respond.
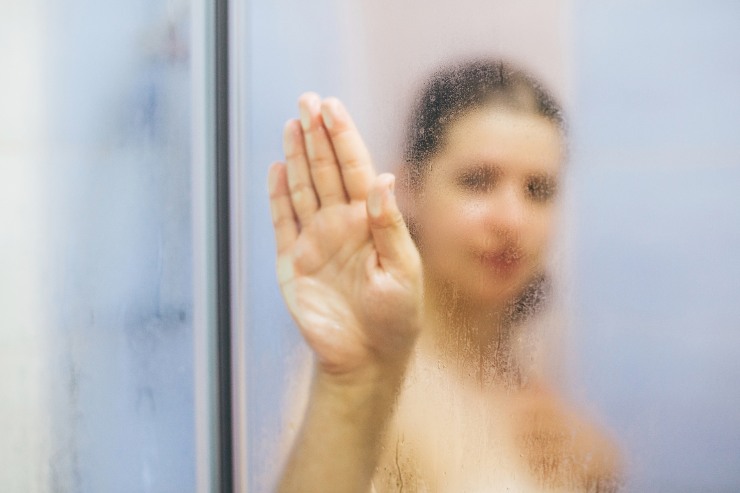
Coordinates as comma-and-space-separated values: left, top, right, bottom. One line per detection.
299, 92, 348, 207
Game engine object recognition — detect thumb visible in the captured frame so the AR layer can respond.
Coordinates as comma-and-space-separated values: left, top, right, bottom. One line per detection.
367, 173, 418, 272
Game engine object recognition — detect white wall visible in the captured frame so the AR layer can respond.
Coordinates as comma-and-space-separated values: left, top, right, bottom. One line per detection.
0, 2, 50, 490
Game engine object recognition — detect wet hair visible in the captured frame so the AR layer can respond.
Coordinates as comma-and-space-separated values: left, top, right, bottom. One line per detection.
403, 59, 564, 185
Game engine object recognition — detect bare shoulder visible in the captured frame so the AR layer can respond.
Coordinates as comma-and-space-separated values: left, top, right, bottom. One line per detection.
509, 381, 624, 492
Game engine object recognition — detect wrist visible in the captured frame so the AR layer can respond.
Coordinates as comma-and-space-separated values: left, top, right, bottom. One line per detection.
311, 319, 419, 387
313, 352, 410, 394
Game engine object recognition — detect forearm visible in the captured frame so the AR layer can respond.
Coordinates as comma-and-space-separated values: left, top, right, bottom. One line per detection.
278, 362, 407, 493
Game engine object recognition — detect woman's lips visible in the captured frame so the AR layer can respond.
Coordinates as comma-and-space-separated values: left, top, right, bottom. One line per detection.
478, 249, 523, 276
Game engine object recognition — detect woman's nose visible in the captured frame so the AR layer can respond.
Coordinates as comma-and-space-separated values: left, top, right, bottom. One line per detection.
484, 185, 527, 235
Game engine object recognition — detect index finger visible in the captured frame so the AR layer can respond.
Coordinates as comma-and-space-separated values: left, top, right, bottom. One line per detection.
320, 98, 376, 201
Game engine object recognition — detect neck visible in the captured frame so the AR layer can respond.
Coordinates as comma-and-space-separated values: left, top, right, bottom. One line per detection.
417, 278, 525, 389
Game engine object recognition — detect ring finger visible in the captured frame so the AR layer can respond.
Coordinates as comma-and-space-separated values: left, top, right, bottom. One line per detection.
283, 118, 319, 227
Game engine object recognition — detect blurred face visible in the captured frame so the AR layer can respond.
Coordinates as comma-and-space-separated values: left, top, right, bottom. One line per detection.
410, 107, 563, 309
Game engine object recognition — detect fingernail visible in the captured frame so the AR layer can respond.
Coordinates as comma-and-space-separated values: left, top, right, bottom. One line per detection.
299, 94, 318, 131
381, 178, 396, 213
321, 104, 333, 130
323, 98, 346, 131
299, 104, 311, 131
368, 189, 381, 218
321, 98, 343, 130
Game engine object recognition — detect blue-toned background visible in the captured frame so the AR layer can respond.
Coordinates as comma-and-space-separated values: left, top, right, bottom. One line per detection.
570, 2, 740, 491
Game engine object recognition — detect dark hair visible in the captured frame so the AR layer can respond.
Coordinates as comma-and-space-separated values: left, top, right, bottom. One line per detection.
403, 59, 564, 184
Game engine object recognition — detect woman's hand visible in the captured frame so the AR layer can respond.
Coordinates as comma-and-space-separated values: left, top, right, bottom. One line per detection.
268, 93, 422, 380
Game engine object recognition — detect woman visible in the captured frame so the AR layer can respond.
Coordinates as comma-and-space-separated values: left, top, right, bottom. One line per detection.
268, 60, 621, 492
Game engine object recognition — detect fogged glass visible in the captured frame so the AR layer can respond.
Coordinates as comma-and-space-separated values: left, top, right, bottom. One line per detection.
0, 1, 196, 491
237, 1, 740, 491
570, 2, 740, 491
238, 1, 571, 491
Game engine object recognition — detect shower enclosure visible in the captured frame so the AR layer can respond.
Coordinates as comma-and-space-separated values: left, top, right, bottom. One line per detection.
2, 1, 739, 492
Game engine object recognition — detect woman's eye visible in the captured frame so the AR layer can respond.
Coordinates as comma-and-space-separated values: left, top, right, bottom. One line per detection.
458, 168, 497, 192
526, 175, 557, 202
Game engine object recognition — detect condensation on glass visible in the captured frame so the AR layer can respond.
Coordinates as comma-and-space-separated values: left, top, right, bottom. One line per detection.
236, 1, 572, 491
0, 1, 200, 491
234, 0, 740, 491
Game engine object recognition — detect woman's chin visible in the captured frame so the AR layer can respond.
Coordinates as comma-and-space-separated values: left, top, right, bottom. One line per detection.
466, 274, 542, 312
424, 267, 539, 314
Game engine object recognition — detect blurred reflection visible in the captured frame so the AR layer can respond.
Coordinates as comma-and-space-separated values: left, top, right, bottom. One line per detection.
271, 60, 620, 492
